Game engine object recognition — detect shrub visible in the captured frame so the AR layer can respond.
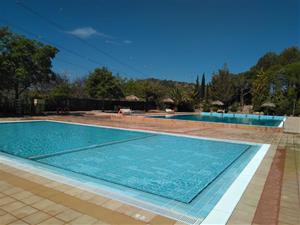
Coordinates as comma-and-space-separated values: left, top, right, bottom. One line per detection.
229, 103, 239, 112
177, 101, 194, 112
202, 102, 210, 112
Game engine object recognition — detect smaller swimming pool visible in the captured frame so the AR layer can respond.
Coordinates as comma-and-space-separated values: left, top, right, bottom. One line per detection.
149, 112, 285, 127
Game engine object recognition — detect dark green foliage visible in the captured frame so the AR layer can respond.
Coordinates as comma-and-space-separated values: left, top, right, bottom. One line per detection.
251, 69, 270, 110
294, 99, 300, 116
255, 52, 279, 70
200, 73, 205, 99
210, 65, 234, 108
233, 73, 251, 106
123, 79, 146, 98
170, 87, 187, 105
70, 79, 89, 99
169, 86, 195, 111
202, 100, 211, 112
250, 47, 300, 115
229, 102, 239, 112
177, 101, 194, 112
0, 27, 58, 100
85, 67, 124, 100
192, 73, 206, 105
192, 75, 201, 102
279, 47, 300, 65
49, 79, 72, 100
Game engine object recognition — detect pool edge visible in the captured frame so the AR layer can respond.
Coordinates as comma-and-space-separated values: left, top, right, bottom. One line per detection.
0, 119, 270, 224
199, 143, 270, 225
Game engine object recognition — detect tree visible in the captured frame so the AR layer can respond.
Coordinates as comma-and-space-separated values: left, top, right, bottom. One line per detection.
170, 86, 194, 112
192, 73, 205, 105
170, 86, 187, 105
192, 75, 201, 102
272, 62, 300, 115
210, 65, 234, 108
85, 67, 124, 100
144, 81, 165, 106
251, 69, 269, 110
200, 73, 205, 99
123, 79, 146, 98
233, 73, 251, 107
71, 78, 89, 98
255, 52, 279, 70
49, 75, 72, 100
0, 27, 58, 100
279, 47, 300, 66
284, 62, 300, 100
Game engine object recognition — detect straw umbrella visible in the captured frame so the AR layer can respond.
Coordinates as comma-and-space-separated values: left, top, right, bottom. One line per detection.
211, 100, 224, 106
261, 102, 275, 115
211, 100, 224, 112
162, 98, 175, 104
162, 98, 175, 110
261, 102, 275, 108
125, 95, 140, 101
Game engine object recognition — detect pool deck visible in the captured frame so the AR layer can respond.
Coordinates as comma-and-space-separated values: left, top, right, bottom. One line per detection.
0, 113, 299, 225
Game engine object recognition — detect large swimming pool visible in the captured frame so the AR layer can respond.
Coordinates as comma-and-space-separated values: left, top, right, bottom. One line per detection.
149, 112, 285, 127
0, 120, 269, 224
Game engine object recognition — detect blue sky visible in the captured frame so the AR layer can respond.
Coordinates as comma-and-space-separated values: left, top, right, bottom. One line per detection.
0, 0, 299, 82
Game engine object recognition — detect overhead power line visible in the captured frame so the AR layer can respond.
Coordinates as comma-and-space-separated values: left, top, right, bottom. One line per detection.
16, 1, 147, 76
55, 57, 91, 71
0, 17, 98, 65
0, 17, 128, 75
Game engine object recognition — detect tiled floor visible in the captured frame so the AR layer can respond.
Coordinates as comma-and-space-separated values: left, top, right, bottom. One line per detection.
0, 167, 174, 225
0, 114, 299, 225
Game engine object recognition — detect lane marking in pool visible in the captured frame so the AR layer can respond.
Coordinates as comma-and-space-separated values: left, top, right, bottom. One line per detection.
28, 134, 157, 160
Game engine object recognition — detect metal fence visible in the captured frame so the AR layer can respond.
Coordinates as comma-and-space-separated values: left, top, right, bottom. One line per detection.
0, 97, 157, 115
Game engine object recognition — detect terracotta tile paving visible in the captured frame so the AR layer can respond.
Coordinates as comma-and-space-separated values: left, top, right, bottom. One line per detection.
0, 167, 174, 225
0, 114, 299, 225
278, 135, 300, 225
37, 217, 65, 225
252, 149, 286, 225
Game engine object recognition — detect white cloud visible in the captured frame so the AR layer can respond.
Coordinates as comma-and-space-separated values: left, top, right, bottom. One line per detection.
105, 40, 121, 45
67, 27, 132, 45
123, 40, 132, 44
68, 27, 110, 39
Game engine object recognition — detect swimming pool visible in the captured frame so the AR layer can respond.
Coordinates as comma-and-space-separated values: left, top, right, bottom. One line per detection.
0, 120, 269, 224
149, 112, 285, 127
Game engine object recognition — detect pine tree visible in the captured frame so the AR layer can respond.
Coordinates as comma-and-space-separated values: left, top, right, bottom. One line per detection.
193, 75, 201, 101
200, 73, 205, 100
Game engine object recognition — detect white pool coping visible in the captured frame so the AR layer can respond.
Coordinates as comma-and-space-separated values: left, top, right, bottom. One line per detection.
199, 144, 270, 225
0, 119, 271, 225
278, 117, 287, 128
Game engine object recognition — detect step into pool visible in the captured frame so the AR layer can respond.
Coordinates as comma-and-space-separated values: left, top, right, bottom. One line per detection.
0, 120, 269, 224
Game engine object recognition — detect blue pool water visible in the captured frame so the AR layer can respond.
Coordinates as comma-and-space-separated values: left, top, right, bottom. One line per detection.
0, 121, 261, 221
149, 112, 284, 127
0, 121, 149, 158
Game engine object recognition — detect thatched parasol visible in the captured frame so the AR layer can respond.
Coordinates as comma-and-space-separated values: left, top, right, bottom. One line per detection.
261, 102, 275, 108
125, 95, 140, 101
211, 100, 224, 106
162, 98, 175, 104
261, 102, 275, 115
